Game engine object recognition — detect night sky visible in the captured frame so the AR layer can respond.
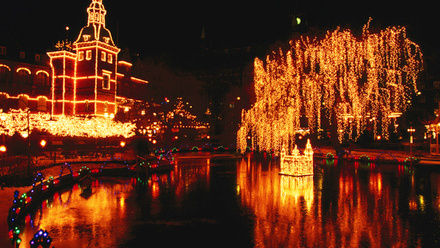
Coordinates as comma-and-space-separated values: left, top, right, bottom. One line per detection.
0, 0, 439, 63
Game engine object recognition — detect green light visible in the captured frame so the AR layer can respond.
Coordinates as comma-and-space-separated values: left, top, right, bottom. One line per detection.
16, 238, 21, 244
296, 17, 301, 25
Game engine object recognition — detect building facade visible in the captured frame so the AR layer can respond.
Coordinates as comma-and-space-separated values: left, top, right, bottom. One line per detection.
0, 0, 148, 117
48, 0, 120, 117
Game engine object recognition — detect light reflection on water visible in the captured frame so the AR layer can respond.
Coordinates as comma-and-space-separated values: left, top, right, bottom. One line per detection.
17, 153, 440, 247
20, 178, 137, 247
237, 155, 440, 247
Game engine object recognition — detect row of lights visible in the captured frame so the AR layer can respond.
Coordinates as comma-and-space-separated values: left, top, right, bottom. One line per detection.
0, 139, 46, 154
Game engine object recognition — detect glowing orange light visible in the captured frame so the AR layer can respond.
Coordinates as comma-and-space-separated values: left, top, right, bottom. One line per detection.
0, 145, 6, 152
48, 0, 120, 117
238, 19, 423, 153
280, 139, 314, 176
0, 109, 135, 138
120, 141, 126, 147
40, 139, 47, 148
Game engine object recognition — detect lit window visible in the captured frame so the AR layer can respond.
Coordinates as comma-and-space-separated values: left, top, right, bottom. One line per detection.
108, 54, 112, 64
101, 51, 106, 62
78, 51, 84, 61
37, 97, 47, 112
18, 95, 28, 109
102, 74, 110, 90
86, 50, 92, 60
83, 35, 90, 42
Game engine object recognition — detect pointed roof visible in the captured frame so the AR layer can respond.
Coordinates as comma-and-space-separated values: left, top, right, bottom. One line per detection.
74, 0, 116, 47
87, 0, 106, 26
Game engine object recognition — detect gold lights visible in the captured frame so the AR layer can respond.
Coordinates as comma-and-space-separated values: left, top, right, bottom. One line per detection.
280, 139, 314, 176
238, 20, 423, 153
0, 109, 135, 138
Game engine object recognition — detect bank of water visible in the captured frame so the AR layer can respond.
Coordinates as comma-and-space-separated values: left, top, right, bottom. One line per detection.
4, 154, 440, 247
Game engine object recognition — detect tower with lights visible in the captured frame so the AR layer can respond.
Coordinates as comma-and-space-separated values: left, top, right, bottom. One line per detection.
47, 0, 120, 117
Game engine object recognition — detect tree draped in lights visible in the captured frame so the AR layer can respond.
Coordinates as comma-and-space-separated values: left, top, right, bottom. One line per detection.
237, 21, 423, 154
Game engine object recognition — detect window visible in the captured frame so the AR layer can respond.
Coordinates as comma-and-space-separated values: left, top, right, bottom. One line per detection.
0, 66, 10, 83
17, 68, 31, 85
36, 71, 50, 86
78, 51, 84, 61
19, 51, 25, 59
102, 74, 110, 90
86, 50, 92, 60
35, 54, 41, 61
37, 96, 47, 112
108, 54, 112, 64
18, 95, 28, 110
83, 35, 90, 42
0, 46, 6, 55
101, 51, 106, 62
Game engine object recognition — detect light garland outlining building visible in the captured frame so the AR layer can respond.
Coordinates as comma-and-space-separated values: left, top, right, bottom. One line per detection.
279, 139, 313, 176
0, 0, 148, 118
0, 0, 150, 138
48, 0, 121, 117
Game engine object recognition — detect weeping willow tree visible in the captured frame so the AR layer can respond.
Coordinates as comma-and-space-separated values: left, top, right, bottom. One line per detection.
237, 20, 423, 154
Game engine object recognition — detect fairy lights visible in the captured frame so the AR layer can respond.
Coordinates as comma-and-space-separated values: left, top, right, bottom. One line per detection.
166, 98, 210, 130
280, 139, 313, 176
237, 20, 423, 153
0, 109, 135, 138
48, 0, 120, 117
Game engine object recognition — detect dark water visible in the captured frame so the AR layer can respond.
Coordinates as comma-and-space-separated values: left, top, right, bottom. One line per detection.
18, 154, 440, 247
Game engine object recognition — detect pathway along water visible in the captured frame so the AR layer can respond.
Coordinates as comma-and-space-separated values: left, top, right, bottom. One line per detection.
11, 154, 440, 247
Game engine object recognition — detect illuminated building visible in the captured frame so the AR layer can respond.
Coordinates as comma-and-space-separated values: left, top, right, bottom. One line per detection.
0, 0, 148, 117
0, 0, 148, 139
48, 0, 120, 117
280, 139, 313, 176
0, 51, 51, 111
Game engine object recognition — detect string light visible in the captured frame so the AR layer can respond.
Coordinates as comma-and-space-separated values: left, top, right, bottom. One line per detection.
280, 139, 314, 176
238, 20, 423, 154
166, 98, 210, 130
0, 109, 135, 138
48, 0, 120, 117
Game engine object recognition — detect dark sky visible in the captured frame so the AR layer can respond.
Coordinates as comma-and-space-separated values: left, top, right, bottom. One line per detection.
0, 0, 439, 59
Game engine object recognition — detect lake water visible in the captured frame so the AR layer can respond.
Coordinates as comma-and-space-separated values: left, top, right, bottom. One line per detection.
16, 153, 440, 247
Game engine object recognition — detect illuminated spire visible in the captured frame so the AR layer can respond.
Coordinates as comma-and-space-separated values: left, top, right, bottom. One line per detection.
75, 0, 116, 46
87, 0, 107, 26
